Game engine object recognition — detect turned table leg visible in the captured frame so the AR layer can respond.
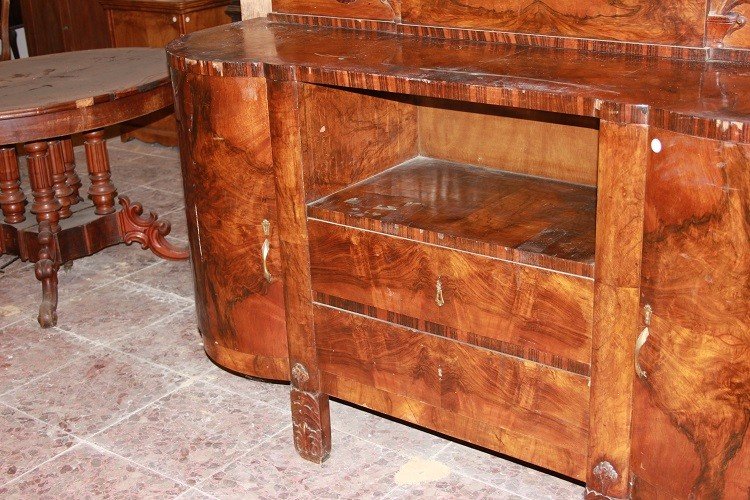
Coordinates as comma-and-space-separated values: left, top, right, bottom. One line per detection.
25, 141, 61, 328
62, 138, 83, 204
83, 129, 117, 215
0, 146, 26, 224
48, 140, 74, 219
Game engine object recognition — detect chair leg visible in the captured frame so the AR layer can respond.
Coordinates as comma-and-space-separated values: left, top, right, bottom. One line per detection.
0, 146, 26, 224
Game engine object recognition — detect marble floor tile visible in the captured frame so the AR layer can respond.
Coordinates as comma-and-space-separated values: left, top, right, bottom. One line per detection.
0, 443, 188, 498
0, 320, 93, 396
0, 271, 43, 329
127, 260, 195, 299
116, 185, 185, 218
330, 400, 449, 459
161, 208, 189, 242
387, 474, 525, 500
0, 405, 78, 486
55, 279, 190, 344
110, 307, 213, 377
68, 243, 163, 282
434, 442, 584, 499
1, 348, 185, 437
92, 381, 288, 486
196, 427, 403, 499
199, 363, 291, 410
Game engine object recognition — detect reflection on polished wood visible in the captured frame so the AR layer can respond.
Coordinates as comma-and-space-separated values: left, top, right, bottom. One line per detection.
168, 1, 750, 497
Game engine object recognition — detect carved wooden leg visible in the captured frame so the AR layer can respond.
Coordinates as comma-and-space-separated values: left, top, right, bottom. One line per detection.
116, 196, 189, 260
47, 140, 74, 219
25, 142, 61, 229
0, 146, 26, 224
62, 138, 83, 204
268, 80, 331, 463
83, 129, 117, 215
35, 221, 59, 328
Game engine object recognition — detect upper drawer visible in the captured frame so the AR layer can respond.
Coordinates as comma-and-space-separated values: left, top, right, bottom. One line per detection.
273, 0, 398, 21
309, 219, 594, 375
400, 0, 708, 46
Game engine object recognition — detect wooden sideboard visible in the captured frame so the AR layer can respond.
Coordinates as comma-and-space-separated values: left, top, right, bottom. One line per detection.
100, 0, 231, 146
167, 2, 750, 498
20, 0, 110, 56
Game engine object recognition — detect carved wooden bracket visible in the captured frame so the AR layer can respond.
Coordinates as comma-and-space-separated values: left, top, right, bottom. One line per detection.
708, 0, 749, 48
117, 196, 189, 261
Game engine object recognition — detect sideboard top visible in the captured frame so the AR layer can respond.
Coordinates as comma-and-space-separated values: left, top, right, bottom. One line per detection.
167, 19, 750, 143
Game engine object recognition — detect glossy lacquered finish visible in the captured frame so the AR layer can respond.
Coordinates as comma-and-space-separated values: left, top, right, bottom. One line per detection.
168, 3, 750, 498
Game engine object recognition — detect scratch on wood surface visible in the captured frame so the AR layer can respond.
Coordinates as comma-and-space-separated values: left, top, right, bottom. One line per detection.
75, 97, 94, 108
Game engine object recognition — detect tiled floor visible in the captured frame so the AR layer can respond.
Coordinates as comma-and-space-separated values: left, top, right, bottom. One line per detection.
0, 139, 585, 499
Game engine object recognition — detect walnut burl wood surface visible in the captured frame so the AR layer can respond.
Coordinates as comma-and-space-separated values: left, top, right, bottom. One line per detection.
632, 130, 750, 499
167, 20, 750, 144
308, 157, 597, 276
0, 48, 172, 145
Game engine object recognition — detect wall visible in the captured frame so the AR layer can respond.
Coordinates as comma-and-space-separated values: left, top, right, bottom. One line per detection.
240, 0, 272, 19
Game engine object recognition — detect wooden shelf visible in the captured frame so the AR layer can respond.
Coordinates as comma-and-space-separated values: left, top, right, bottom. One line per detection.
307, 156, 597, 277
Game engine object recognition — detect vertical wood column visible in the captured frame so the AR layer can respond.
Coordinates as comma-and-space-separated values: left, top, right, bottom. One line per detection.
267, 79, 331, 463
83, 129, 117, 215
0, 146, 26, 223
24, 141, 61, 230
47, 140, 74, 218
62, 138, 83, 204
586, 121, 649, 498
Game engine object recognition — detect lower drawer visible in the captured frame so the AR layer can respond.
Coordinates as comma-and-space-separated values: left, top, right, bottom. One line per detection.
309, 220, 594, 375
315, 304, 589, 480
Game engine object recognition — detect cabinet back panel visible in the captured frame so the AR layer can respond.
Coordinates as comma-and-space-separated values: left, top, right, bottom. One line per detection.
401, 0, 707, 46
418, 102, 599, 186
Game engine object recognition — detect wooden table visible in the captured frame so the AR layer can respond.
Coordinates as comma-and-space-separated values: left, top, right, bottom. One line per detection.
0, 48, 188, 328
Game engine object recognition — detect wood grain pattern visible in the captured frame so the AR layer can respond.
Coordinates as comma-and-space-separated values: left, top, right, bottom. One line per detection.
315, 304, 590, 479
418, 101, 599, 186
268, 79, 330, 462
166, 20, 750, 143
308, 157, 597, 276
631, 129, 750, 498
272, 0, 398, 21
586, 121, 649, 499
400, 0, 708, 46
172, 71, 289, 381
308, 220, 594, 372
299, 84, 417, 202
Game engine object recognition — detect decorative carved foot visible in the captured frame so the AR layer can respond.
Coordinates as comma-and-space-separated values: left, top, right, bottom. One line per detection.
35, 221, 59, 328
116, 196, 189, 261
291, 387, 331, 463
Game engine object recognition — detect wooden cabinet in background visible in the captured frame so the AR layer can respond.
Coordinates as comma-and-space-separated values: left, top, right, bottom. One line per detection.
20, 0, 110, 56
100, 0, 231, 146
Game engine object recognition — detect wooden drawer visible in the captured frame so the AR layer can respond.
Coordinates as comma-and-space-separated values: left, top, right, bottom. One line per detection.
315, 304, 589, 479
273, 0, 398, 21
309, 219, 594, 375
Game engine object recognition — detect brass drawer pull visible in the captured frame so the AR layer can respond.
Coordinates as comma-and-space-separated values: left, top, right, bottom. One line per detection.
261, 219, 272, 283
635, 304, 652, 379
435, 277, 445, 307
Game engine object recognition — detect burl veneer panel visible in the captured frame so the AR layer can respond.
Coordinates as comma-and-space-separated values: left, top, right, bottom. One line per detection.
401, 0, 708, 46
300, 84, 418, 203
419, 102, 599, 186
631, 129, 750, 498
173, 72, 289, 380
307, 157, 597, 276
315, 304, 589, 480
273, 0, 398, 21
309, 220, 594, 375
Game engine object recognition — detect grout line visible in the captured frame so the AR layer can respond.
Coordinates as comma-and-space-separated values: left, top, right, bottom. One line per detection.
188, 424, 293, 497
0, 442, 86, 490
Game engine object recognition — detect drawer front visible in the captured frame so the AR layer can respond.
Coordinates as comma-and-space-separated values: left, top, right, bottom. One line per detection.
309, 219, 593, 374
315, 304, 589, 479
273, 0, 398, 21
